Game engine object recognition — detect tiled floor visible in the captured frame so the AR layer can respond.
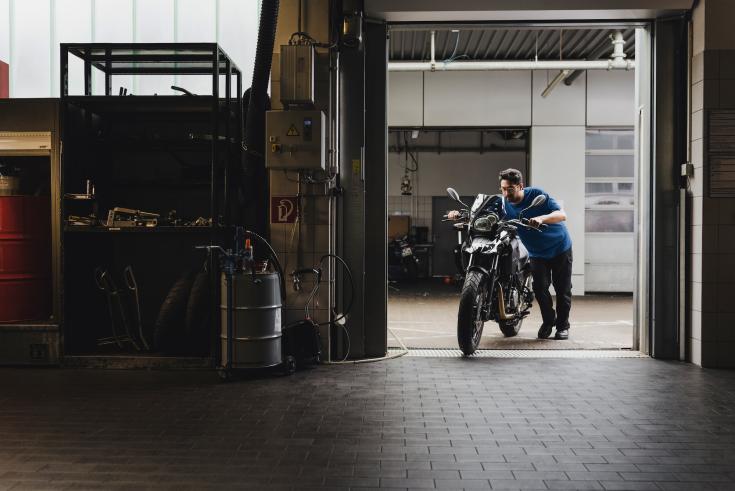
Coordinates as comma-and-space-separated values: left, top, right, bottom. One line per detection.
1, 357, 735, 490
389, 281, 633, 349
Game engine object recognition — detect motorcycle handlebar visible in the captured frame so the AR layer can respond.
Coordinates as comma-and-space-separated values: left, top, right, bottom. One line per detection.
442, 210, 469, 222
511, 218, 547, 231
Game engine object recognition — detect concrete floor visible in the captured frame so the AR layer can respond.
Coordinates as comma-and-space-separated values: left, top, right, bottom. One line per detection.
1, 358, 735, 490
389, 280, 633, 350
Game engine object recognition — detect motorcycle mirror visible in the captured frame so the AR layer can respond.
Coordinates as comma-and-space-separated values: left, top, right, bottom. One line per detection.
519, 194, 547, 219
530, 194, 547, 208
447, 187, 469, 208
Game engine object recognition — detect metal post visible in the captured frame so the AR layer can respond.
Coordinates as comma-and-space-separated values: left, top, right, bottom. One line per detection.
225, 264, 234, 372
84, 48, 92, 96
212, 47, 220, 224
225, 58, 232, 226
60, 45, 68, 97
104, 48, 111, 96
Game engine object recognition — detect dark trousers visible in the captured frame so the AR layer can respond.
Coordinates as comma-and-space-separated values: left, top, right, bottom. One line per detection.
530, 248, 573, 330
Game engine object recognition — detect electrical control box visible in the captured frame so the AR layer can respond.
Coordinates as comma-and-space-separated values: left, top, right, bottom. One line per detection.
265, 110, 326, 171
280, 44, 315, 106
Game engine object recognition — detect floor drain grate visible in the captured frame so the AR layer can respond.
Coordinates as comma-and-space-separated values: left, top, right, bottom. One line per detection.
388, 348, 648, 358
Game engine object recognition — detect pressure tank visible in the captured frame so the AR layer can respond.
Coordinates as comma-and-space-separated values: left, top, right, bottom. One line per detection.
220, 271, 282, 368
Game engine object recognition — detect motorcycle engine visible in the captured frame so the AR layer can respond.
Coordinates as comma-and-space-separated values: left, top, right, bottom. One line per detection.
508, 286, 520, 311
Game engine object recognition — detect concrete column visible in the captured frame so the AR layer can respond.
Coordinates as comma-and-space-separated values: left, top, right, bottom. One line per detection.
269, 0, 335, 356
688, 0, 735, 367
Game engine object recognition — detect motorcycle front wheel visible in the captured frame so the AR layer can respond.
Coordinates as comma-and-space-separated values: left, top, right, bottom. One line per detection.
457, 270, 486, 356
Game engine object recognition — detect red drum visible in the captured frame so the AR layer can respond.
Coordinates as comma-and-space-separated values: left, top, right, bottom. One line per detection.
0, 196, 51, 323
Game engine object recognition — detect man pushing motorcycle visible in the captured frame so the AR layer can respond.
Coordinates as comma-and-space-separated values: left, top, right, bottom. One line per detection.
448, 168, 573, 340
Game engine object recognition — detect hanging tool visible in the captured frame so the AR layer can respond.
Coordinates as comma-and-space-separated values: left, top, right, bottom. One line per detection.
123, 265, 150, 350
94, 267, 140, 351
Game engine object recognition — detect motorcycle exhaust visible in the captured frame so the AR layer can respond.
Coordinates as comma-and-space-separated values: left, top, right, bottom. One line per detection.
497, 287, 516, 321
497, 285, 531, 321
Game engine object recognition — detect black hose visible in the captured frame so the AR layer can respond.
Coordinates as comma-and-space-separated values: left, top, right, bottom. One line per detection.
317, 254, 354, 327
243, 0, 279, 237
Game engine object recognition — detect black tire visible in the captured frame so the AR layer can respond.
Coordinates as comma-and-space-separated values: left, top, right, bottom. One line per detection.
185, 269, 210, 355
153, 272, 195, 355
457, 270, 486, 356
499, 318, 523, 337
402, 257, 419, 281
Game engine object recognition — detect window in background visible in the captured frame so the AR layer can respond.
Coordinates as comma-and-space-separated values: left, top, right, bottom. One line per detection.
10, 0, 51, 97
135, 0, 175, 95
584, 128, 635, 233
3, 0, 259, 98
93, 0, 134, 95
54, 0, 92, 97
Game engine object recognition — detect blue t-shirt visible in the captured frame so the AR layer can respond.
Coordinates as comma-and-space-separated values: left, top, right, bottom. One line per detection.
502, 187, 572, 260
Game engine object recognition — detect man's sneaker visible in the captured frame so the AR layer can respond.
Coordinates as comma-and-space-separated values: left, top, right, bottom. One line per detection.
538, 323, 554, 339
554, 329, 569, 340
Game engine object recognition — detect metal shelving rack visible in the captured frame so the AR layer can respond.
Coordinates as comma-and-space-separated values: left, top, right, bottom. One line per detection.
59, 43, 242, 365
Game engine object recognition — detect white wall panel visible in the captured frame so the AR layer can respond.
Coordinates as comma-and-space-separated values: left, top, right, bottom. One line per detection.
93, 0, 133, 94
11, 0, 51, 98
423, 71, 531, 126
55, 0, 92, 96
388, 151, 525, 196
135, 0, 174, 95
530, 125, 585, 294
0, 0, 9, 63
532, 69, 585, 126
175, 0, 215, 95
388, 71, 423, 126
585, 233, 635, 291
587, 69, 635, 126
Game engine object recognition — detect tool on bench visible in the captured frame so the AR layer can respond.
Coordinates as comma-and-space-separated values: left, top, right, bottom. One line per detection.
106, 207, 159, 228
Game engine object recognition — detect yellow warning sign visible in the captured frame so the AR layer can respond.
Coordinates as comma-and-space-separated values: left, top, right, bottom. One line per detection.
286, 124, 300, 137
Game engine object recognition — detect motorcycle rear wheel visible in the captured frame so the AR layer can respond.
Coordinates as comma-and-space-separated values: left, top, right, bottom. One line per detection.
499, 317, 523, 337
457, 270, 485, 356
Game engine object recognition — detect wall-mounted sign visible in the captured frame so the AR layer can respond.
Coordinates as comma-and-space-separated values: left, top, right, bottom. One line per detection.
270, 196, 298, 223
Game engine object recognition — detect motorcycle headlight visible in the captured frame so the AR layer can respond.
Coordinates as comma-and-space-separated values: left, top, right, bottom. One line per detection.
473, 213, 498, 232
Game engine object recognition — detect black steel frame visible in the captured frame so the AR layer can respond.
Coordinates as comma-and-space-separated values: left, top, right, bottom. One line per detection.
60, 43, 242, 224
58, 43, 243, 364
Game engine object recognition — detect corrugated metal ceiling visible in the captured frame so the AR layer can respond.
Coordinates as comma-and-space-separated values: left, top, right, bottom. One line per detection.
389, 28, 636, 61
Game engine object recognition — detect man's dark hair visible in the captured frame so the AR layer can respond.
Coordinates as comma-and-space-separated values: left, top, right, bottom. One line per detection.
499, 168, 523, 185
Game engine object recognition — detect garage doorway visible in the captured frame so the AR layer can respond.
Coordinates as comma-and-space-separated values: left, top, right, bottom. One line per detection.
385, 24, 646, 351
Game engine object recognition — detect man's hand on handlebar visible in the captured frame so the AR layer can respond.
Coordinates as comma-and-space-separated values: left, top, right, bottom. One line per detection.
447, 210, 462, 220
528, 216, 544, 229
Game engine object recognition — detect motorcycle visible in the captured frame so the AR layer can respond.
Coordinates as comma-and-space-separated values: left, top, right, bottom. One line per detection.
388, 235, 420, 282
444, 187, 547, 355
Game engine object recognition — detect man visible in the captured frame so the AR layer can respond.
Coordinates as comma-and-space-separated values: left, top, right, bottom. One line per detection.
448, 168, 573, 340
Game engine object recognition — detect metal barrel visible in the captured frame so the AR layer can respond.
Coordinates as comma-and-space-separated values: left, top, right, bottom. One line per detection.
220, 271, 282, 368
0, 196, 51, 323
